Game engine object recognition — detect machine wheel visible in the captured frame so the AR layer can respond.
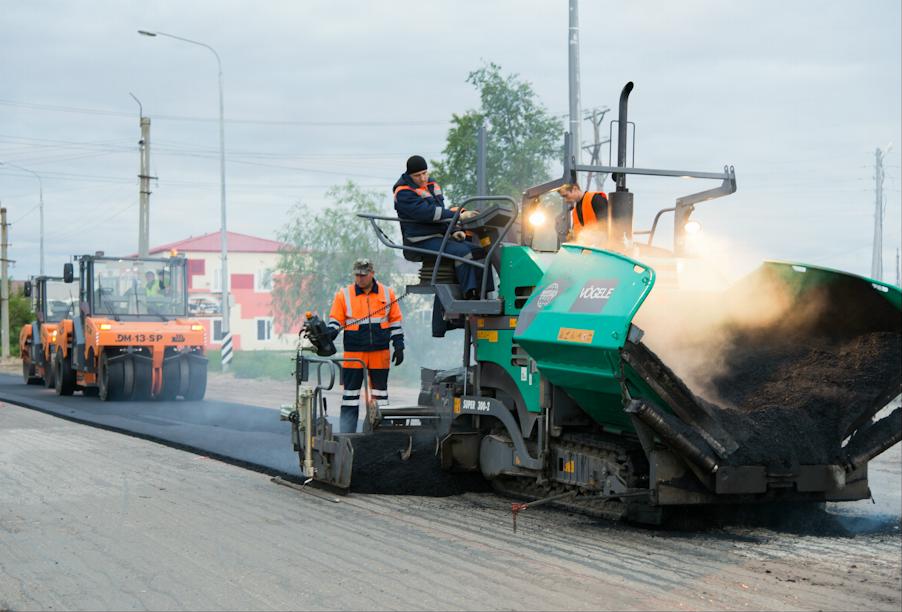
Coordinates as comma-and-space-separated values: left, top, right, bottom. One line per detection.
158, 358, 181, 401
54, 350, 76, 396
131, 358, 153, 401
184, 358, 207, 401
22, 356, 42, 385
98, 352, 127, 401
43, 351, 56, 389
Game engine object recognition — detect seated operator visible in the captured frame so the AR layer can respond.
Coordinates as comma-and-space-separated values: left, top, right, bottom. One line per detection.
393, 155, 491, 336
144, 270, 161, 297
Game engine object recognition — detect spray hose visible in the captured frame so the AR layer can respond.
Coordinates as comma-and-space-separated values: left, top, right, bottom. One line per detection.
333, 290, 410, 332
298, 290, 410, 356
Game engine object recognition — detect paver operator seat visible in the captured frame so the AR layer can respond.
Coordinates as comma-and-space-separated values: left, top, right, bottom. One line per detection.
359, 196, 518, 317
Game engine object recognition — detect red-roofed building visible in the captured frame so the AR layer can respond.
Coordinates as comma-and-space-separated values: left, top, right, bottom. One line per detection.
150, 231, 292, 351
151, 232, 284, 255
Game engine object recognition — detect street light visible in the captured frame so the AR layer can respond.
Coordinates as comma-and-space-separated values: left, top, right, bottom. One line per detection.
0, 161, 44, 275
138, 29, 233, 369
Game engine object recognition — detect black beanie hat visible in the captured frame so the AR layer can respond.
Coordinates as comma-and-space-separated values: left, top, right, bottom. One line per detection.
406, 155, 428, 175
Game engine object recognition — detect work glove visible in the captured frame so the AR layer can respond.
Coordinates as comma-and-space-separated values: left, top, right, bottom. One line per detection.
452, 230, 467, 241
392, 346, 404, 366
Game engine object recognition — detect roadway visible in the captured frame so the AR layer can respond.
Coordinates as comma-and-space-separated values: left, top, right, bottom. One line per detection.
0, 374, 900, 610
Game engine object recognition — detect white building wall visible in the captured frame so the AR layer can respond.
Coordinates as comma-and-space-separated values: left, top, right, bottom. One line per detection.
185, 250, 294, 351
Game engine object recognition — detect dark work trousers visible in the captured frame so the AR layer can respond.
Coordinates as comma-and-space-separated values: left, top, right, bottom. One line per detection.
415, 236, 494, 337
414, 236, 484, 294
340, 367, 389, 433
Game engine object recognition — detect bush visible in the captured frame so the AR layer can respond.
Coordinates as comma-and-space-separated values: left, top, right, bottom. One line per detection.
206, 348, 221, 370
231, 351, 296, 380
6, 290, 35, 357
205, 348, 296, 380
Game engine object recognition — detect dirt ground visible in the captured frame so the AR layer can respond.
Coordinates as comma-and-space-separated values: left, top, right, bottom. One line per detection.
0, 358, 20, 376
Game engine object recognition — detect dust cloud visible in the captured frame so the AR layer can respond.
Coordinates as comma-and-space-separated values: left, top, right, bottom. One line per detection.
631, 235, 901, 467
632, 235, 799, 403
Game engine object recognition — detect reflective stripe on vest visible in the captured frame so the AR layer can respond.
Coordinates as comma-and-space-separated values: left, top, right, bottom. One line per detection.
342, 286, 352, 319
342, 282, 390, 331
393, 184, 430, 202
393, 182, 442, 202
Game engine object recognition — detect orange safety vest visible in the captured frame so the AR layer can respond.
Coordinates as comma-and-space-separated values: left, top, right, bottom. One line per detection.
328, 280, 403, 353
571, 191, 609, 233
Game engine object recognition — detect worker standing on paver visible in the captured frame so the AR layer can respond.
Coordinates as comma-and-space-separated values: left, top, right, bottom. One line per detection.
327, 258, 404, 433
559, 182, 610, 245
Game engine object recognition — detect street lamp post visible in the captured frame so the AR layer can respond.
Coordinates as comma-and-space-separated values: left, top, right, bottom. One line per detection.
138, 30, 233, 369
0, 161, 44, 276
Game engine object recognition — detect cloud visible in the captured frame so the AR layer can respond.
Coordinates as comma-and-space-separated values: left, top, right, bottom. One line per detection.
0, 0, 899, 281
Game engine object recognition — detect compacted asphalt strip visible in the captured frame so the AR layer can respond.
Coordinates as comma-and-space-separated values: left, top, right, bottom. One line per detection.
0, 373, 303, 478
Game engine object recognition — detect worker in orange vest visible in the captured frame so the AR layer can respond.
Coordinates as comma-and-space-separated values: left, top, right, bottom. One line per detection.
558, 182, 610, 244
327, 258, 404, 433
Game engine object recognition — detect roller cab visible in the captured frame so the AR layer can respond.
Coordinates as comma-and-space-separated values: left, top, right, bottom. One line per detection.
51, 254, 208, 401
19, 276, 77, 388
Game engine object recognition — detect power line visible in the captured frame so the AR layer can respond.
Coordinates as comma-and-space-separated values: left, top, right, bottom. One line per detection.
0, 133, 438, 162
42, 196, 139, 244
180, 155, 394, 179
0, 136, 430, 179
0, 98, 450, 127
10, 204, 41, 224
0, 134, 133, 146
0, 150, 123, 167
0, 167, 392, 189
0, 179, 135, 204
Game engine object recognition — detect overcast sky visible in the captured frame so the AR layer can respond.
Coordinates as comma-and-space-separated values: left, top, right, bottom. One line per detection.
2, 0, 900, 281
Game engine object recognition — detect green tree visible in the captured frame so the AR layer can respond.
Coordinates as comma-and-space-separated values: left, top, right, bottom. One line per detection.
431, 62, 563, 203
273, 181, 400, 333
9, 289, 34, 357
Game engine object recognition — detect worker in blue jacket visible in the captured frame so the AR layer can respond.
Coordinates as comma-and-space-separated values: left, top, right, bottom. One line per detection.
393, 155, 492, 335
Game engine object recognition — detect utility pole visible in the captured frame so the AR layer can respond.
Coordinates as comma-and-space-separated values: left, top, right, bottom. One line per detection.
896, 247, 900, 287
1, 207, 9, 359
139, 30, 231, 370
568, 0, 581, 167
871, 147, 886, 281
582, 107, 610, 190
131, 93, 152, 257
476, 123, 487, 196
